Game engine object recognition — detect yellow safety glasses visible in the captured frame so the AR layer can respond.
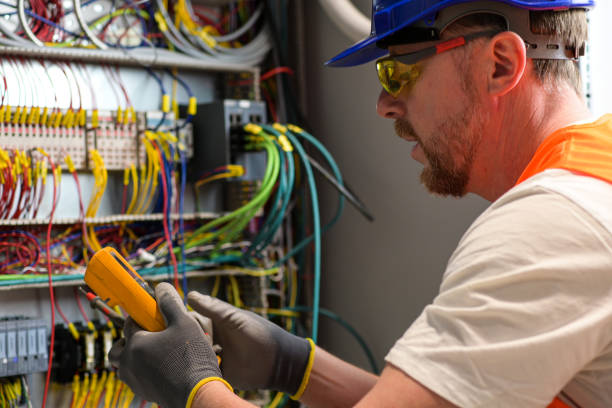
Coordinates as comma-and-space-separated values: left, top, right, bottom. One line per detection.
376, 30, 500, 98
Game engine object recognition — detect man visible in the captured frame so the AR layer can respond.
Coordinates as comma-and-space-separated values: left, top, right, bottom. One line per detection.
110, 0, 612, 407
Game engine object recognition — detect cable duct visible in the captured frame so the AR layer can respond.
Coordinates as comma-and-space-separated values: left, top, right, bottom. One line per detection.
317, 0, 369, 42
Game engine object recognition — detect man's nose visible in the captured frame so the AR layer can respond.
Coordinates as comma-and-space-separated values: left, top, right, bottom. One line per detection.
376, 89, 406, 119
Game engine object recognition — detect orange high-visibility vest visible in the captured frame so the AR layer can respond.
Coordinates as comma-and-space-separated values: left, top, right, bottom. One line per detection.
516, 114, 612, 186
515, 114, 612, 408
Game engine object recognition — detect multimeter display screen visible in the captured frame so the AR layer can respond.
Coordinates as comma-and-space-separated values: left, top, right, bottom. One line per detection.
110, 251, 156, 300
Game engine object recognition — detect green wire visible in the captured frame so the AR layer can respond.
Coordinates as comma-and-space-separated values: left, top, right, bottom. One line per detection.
247, 130, 294, 257
211, 136, 279, 248
185, 133, 280, 249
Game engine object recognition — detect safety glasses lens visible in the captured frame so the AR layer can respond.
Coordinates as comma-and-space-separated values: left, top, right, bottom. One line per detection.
376, 59, 422, 98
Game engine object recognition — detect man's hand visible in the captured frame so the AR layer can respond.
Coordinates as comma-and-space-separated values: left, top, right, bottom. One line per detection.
109, 283, 231, 408
187, 291, 314, 397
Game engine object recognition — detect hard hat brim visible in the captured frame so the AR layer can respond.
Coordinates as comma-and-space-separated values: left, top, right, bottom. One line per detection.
325, 0, 596, 68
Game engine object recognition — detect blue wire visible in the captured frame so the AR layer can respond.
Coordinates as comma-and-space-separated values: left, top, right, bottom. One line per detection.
164, 68, 195, 128
145, 68, 168, 131
246, 125, 295, 257
164, 68, 193, 98
0, 231, 41, 270
282, 130, 321, 343
275, 127, 345, 266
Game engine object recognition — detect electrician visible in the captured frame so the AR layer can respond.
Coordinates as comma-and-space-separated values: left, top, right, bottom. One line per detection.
109, 1, 612, 407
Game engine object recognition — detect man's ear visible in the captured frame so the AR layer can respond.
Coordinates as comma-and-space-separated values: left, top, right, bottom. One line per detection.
486, 31, 527, 96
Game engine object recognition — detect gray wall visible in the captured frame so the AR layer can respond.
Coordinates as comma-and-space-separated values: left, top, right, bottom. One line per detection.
302, 0, 489, 371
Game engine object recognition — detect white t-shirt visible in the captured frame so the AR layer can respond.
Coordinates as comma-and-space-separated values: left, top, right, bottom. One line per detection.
386, 169, 612, 408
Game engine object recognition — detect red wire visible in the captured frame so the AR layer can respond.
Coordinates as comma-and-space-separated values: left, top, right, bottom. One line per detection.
54, 299, 70, 326
144, 237, 164, 252
74, 287, 90, 323
0, 242, 35, 271
152, 141, 179, 289
260, 67, 295, 81
232, 66, 295, 86
42, 156, 58, 408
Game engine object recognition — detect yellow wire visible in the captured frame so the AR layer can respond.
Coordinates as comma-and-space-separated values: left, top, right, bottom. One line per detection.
211, 276, 221, 298
61, 245, 81, 269
137, 137, 158, 214
121, 388, 134, 408
115, 382, 127, 408
251, 308, 300, 318
85, 150, 107, 251
228, 276, 243, 308
125, 164, 139, 215
110, 380, 123, 408
76, 373, 89, 408
80, 372, 97, 408
194, 173, 236, 190
70, 375, 80, 408
268, 392, 285, 408
89, 371, 107, 408
104, 372, 115, 408
220, 266, 280, 277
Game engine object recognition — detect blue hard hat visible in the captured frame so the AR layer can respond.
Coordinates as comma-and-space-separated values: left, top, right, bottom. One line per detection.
326, 0, 595, 67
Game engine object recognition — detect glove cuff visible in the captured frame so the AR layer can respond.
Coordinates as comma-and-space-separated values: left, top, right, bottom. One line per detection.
186, 377, 233, 408
290, 338, 316, 401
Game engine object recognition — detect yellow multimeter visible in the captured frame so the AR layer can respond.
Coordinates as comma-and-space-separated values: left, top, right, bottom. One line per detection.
84, 247, 166, 332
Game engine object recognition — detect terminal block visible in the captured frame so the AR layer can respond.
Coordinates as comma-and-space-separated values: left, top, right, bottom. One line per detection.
187, 99, 266, 181
0, 317, 47, 377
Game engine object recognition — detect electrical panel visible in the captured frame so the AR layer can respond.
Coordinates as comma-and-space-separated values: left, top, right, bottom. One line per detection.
189, 99, 267, 180
0, 2, 351, 407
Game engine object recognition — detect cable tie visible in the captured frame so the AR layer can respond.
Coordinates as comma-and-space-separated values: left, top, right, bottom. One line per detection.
19, 106, 28, 125
161, 94, 170, 113
129, 107, 136, 124
188, 96, 197, 115
53, 112, 63, 128
244, 123, 262, 135
92, 109, 99, 129
273, 123, 288, 133
287, 124, 304, 134
68, 322, 80, 340
154, 12, 168, 32
198, 29, 217, 48
65, 155, 76, 173
123, 167, 130, 185
32, 107, 41, 125
277, 135, 293, 152
26, 106, 36, 125
41, 107, 49, 126
77, 109, 86, 127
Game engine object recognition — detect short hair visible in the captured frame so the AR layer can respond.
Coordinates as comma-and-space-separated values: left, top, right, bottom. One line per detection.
443, 9, 588, 95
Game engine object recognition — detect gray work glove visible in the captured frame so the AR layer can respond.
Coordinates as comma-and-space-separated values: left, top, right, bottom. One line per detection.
187, 291, 314, 396
109, 283, 231, 408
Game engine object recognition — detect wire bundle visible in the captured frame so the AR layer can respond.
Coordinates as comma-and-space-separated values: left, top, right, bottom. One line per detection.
0, 0, 270, 66
0, 376, 28, 407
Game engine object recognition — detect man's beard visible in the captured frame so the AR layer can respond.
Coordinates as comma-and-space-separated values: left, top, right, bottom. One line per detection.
395, 88, 484, 197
